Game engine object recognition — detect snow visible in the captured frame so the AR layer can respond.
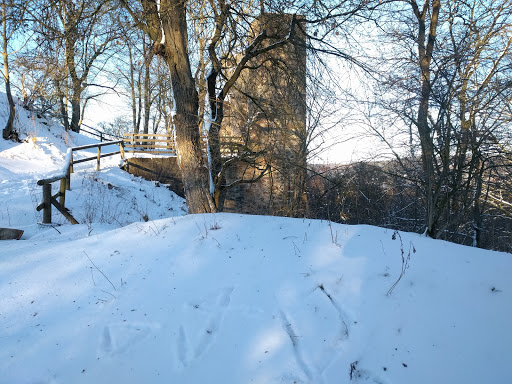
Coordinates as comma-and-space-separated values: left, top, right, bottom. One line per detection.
1, 95, 512, 384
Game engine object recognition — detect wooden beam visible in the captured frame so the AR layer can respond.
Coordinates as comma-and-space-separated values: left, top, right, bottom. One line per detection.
59, 178, 66, 207
72, 140, 123, 151
72, 151, 121, 165
42, 183, 51, 224
122, 150, 177, 155
123, 133, 171, 137
96, 146, 101, 171
50, 196, 79, 225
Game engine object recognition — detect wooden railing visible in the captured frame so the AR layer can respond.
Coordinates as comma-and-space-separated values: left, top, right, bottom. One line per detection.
36, 133, 246, 224
36, 148, 76, 224
70, 140, 124, 172
36, 140, 123, 225
81, 124, 122, 142
123, 132, 244, 158
123, 133, 176, 155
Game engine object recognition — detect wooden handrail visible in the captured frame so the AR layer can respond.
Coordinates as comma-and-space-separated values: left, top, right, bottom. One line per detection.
123, 133, 177, 155
72, 151, 122, 165
122, 133, 244, 157
123, 133, 172, 137
80, 124, 123, 142
37, 148, 73, 186
36, 133, 245, 224
72, 140, 122, 151
36, 140, 125, 225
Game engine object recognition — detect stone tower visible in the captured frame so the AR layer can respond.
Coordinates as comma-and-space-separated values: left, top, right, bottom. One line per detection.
221, 13, 308, 216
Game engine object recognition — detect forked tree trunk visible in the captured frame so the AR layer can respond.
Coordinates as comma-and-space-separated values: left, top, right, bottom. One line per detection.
412, 0, 441, 237
158, 0, 216, 213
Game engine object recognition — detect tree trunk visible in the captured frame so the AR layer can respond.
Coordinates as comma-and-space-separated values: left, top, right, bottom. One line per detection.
2, 53, 15, 140
70, 91, 81, 133
159, 0, 216, 213
64, 11, 81, 133
56, 83, 70, 132
472, 165, 484, 248
1, 1, 15, 140
127, 44, 139, 134
143, 48, 153, 135
412, 0, 441, 237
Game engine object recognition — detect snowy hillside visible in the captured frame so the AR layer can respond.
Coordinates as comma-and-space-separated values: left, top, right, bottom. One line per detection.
1, 97, 511, 384
0, 97, 186, 238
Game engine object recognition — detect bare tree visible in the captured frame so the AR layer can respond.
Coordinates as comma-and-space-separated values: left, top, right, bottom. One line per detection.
26, 0, 119, 132
441, 0, 512, 246
357, 0, 512, 241
1, 0, 28, 139
119, 0, 373, 213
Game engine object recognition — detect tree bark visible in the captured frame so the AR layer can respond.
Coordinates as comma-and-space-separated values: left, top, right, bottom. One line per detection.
70, 91, 81, 133
411, 0, 441, 237
56, 81, 70, 131
65, 20, 82, 133
158, 0, 216, 213
1, 1, 15, 140
127, 43, 141, 134
143, 48, 153, 135
472, 158, 484, 247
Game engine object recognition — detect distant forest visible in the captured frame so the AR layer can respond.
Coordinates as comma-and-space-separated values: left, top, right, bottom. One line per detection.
308, 159, 512, 253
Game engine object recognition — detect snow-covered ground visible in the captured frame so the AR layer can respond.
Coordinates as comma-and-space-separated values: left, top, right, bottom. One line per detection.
1, 97, 511, 384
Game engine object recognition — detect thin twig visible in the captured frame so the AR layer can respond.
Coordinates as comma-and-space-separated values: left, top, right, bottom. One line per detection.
101, 290, 117, 299
387, 231, 414, 295
292, 240, 301, 255
50, 225, 61, 234
84, 251, 116, 291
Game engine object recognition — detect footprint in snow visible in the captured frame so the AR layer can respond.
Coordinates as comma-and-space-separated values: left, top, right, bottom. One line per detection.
278, 285, 352, 381
99, 323, 155, 356
176, 286, 234, 368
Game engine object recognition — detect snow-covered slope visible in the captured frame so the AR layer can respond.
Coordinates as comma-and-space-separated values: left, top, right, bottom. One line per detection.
0, 96, 511, 383
0, 95, 186, 239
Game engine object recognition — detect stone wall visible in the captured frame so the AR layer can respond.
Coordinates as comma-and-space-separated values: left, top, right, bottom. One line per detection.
124, 157, 184, 197
124, 156, 306, 216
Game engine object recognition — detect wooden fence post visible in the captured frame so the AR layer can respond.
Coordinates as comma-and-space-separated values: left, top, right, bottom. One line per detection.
66, 166, 71, 191
36, 140, 123, 226
59, 178, 66, 208
42, 183, 51, 224
96, 146, 101, 171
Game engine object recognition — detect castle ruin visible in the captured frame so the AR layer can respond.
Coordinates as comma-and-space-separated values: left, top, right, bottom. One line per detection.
126, 13, 308, 216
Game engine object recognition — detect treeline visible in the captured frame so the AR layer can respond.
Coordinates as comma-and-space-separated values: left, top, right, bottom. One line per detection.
308, 159, 512, 253
302, 0, 512, 251
1, 0, 174, 141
